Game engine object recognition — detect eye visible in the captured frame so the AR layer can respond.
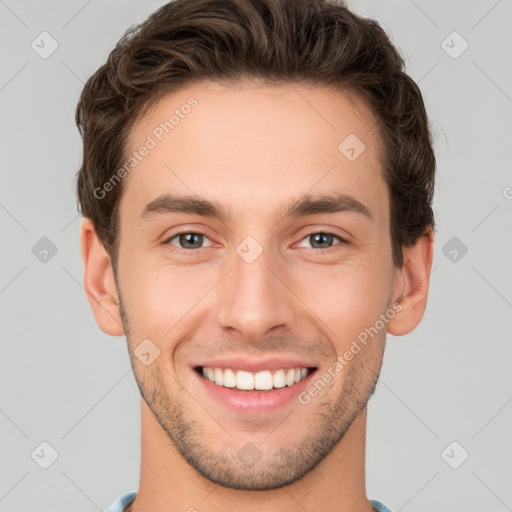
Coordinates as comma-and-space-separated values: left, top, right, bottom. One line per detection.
163, 231, 346, 253
165, 232, 214, 250
296, 232, 346, 251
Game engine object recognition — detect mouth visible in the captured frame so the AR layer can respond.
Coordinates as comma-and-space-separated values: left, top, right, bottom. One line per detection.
194, 365, 317, 392
192, 364, 318, 413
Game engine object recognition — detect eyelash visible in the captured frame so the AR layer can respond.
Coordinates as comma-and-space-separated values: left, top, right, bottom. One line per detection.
164, 230, 347, 254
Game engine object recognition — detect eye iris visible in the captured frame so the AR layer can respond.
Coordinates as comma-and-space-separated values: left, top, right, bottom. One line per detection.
179, 233, 203, 249
310, 233, 333, 249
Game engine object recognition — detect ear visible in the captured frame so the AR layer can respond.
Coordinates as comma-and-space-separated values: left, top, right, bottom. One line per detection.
387, 229, 434, 336
80, 218, 125, 336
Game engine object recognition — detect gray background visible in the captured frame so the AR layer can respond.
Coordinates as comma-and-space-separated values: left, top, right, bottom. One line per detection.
0, 0, 511, 511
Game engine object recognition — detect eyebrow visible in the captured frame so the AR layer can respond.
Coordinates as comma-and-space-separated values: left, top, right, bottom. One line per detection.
140, 192, 373, 223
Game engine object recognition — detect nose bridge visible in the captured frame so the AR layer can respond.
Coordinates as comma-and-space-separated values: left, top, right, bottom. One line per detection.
215, 236, 296, 339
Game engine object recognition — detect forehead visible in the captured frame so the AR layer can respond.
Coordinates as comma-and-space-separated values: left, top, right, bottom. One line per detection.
120, 80, 388, 227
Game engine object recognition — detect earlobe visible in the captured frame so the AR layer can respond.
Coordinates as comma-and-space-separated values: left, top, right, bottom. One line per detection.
80, 218, 125, 336
387, 229, 435, 336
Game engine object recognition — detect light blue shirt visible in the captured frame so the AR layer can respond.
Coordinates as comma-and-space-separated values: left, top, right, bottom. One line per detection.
106, 491, 393, 511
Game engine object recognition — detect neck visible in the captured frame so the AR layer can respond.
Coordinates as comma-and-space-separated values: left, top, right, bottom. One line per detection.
127, 399, 375, 512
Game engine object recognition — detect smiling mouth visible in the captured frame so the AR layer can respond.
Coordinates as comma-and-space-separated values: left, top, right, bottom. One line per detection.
194, 365, 317, 392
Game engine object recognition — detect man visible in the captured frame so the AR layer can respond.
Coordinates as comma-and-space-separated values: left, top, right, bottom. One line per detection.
76, 0, 435, 510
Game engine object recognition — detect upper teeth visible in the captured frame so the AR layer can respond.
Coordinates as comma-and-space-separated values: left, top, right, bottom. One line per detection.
201, 367, 310, 390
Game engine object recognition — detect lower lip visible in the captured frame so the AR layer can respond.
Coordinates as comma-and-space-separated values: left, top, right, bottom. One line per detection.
193, 368, 317, 414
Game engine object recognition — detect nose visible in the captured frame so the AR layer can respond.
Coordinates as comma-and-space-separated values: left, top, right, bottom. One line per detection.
216, 242, 298, 342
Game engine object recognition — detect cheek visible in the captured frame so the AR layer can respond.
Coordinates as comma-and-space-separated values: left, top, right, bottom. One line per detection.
119, 255, 215, 329
292, 261, 392, 340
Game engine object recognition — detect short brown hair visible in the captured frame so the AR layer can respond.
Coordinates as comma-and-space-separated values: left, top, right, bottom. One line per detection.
76, 0, 435, 268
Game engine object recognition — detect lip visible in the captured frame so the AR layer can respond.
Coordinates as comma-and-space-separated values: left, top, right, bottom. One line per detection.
191, 356, 318, 373
192, 365, 318, 414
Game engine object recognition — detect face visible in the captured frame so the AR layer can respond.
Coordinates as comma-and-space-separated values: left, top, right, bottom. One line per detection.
114, 80, 401, 490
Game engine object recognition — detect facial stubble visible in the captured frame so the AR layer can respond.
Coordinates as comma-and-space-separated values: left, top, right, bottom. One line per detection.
118, 292, 386, 491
